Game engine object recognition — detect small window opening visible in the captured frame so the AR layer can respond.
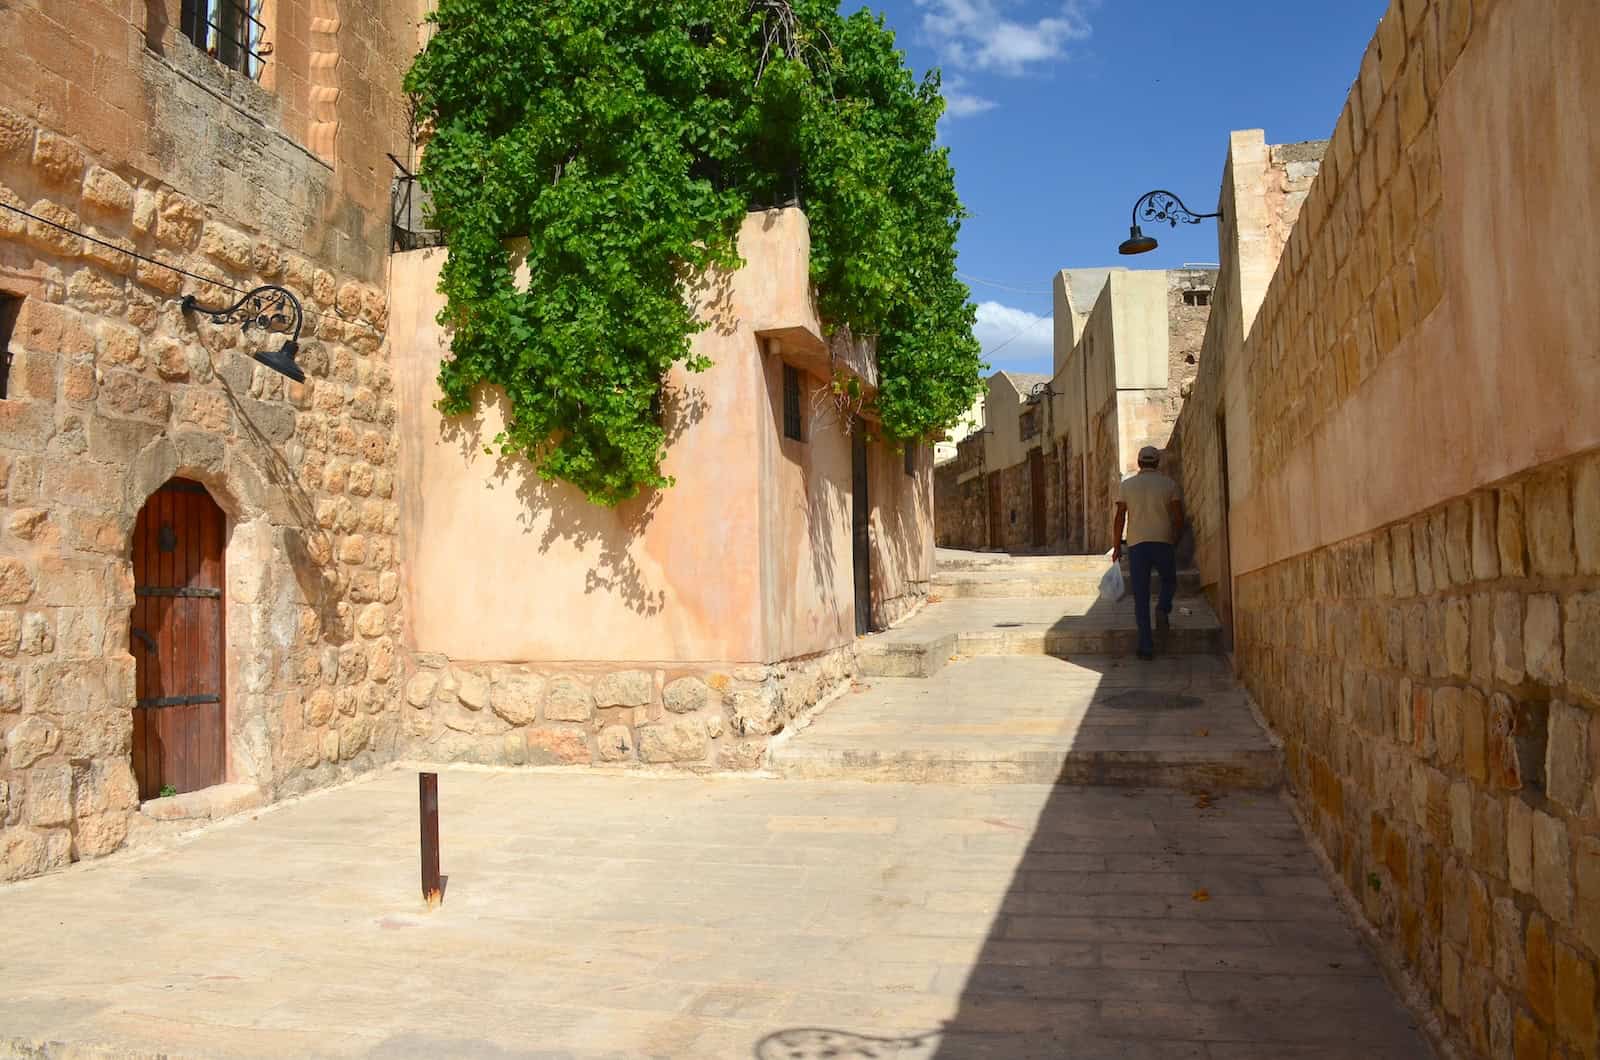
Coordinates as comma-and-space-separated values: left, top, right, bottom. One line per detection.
0, 293, 20, 399
904, 444, 916, 477
782, 363, 803, 442
1183, 288, 1211, 307
180, 0, 268, 80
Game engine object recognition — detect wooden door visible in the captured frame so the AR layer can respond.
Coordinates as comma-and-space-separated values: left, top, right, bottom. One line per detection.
851, 424, 874, 635
986, 472, 1003, 549
131, 479, 226, 799
1028, 448, 1046, 548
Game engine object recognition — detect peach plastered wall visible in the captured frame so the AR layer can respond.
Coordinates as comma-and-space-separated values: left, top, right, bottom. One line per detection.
389, 208, 915, 771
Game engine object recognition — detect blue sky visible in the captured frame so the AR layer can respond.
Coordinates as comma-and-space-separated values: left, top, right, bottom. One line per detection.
863, 0, 1389, 375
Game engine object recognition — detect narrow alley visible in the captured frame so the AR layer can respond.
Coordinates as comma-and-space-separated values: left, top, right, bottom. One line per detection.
0, 550, 1432, 1058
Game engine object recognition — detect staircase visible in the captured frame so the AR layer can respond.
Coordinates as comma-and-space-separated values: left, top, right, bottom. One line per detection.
861, 549, 1218, 678
771, 548, 1280, 790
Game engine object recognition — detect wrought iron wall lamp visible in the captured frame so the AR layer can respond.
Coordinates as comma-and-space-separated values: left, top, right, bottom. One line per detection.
1118, 190, 1222, 256
181, 284, 307, 383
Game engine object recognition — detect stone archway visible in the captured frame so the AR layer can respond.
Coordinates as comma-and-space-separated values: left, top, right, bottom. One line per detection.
122, 438, 298, 802
129, 478, 228, 799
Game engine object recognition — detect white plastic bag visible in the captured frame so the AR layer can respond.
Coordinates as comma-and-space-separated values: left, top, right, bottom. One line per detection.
1098, 560, 1126, 602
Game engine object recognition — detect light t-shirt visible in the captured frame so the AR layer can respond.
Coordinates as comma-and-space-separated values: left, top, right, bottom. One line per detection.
1119, 470, 1180, 546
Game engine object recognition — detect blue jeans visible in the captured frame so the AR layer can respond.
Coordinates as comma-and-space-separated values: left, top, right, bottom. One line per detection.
1128, 541, 1177, 654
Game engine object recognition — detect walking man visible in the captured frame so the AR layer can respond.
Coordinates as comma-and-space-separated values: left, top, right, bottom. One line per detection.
1111, 446, 1185, 661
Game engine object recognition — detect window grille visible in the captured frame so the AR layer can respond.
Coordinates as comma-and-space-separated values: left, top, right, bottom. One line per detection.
180, 0, 268, 80
782, 363, 803, 441
1183, 288, 1212, 307
1020, 408, 1040, 440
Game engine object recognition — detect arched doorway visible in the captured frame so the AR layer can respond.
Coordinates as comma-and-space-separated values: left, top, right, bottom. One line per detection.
130, 478, 227, 799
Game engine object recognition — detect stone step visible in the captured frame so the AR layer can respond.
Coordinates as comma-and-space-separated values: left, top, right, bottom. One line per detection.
933, 568, 1203, 599
773, 744, 1283, 789
774, 655, 1282, 790
857, 624, 1223, 677
935, 549, 1111, 573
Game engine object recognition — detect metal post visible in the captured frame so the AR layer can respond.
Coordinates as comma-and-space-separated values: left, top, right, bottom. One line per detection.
419, 771, 441, 908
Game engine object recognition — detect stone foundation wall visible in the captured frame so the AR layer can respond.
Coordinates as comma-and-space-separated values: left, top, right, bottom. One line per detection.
1237, 448, 1600, 1056
402, 645, 857, 771
0, 108, 404, 882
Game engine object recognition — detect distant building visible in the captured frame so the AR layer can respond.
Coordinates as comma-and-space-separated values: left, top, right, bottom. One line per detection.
934, 266, 1216, 553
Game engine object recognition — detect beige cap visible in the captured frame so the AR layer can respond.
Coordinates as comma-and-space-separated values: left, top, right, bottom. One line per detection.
1137, 445, 1161, 466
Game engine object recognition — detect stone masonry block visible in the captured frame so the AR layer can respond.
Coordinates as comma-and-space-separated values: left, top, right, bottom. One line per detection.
1493, 593, 1524, 685
545, 675, 593, 722
1391, 524, 1417, 596
489, 669, 544, 726
81, 165, 133, 216
1532, 810, 1572, 925
662, 676, 710, 715
1508, 796, 1534, 893
1526, 469, 1576, 577
1412, 516, 1435, 596
1445, 596, 1471, 677
1522, 595, 1565, 691
1471, 491, 1500, 582
1527, 912, 1557, 1026
1498, 484, 1527, 578
1566, 592, 1600, 706
1545, 701, 1590, 814
594, 670, 653, 709
1577, 837, 1600, 957
1446, 499, 1472, 585
596, 723, 634, 762
31, 131, 84, 186
1554, 942, 1598, 1052
637, 718, 706, 764
1573, 451, 1599, 575
1440, 0, 1473, 73
1428, 510, 1452, 591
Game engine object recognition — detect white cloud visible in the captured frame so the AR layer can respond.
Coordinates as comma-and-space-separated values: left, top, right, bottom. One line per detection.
917, 0, 1094, 76
941, 77, 997, 119
973, 300, 1054, 371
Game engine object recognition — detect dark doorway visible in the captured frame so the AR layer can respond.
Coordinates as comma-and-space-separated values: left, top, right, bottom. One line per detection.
1028, 448, 1046, 548
986, 471, 1003, 550
1215, 413, 1235, 652
851, 423, 874, 636
131, 478, 227, 799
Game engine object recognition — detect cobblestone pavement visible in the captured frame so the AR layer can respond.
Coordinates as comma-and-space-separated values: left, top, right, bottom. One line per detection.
0, 768, 1430, 1058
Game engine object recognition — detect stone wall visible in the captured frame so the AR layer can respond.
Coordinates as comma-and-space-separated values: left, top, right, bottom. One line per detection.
0, 1, 418, 882
402, 646, 855, 772
1238, 449, 1599, 1057
1164, 0, 1600, 1054
933, 434, 986, 550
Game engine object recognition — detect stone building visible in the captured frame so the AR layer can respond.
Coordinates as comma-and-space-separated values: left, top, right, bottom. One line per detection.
0, 2, 930, 883
1165, 0, 1600, 1054
934, 266, 1213, 554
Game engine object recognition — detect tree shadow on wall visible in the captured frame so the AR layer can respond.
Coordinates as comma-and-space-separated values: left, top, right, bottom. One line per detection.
436, 381, 709, 618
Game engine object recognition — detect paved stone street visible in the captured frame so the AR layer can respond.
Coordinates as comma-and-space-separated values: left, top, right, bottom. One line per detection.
0, 767, 1428, 1059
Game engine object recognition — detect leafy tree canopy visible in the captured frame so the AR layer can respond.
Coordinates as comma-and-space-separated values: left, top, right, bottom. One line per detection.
406, 0, 985, 505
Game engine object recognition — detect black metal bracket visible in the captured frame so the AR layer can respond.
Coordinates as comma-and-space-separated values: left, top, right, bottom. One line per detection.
1131, 189, 1222, 229
181, 284, 306, 382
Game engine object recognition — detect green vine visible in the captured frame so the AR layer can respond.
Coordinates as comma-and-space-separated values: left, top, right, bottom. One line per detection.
405, 0, 984, 505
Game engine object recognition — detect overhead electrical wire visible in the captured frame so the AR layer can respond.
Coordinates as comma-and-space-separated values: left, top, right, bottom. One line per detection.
0, 200, 380, 333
